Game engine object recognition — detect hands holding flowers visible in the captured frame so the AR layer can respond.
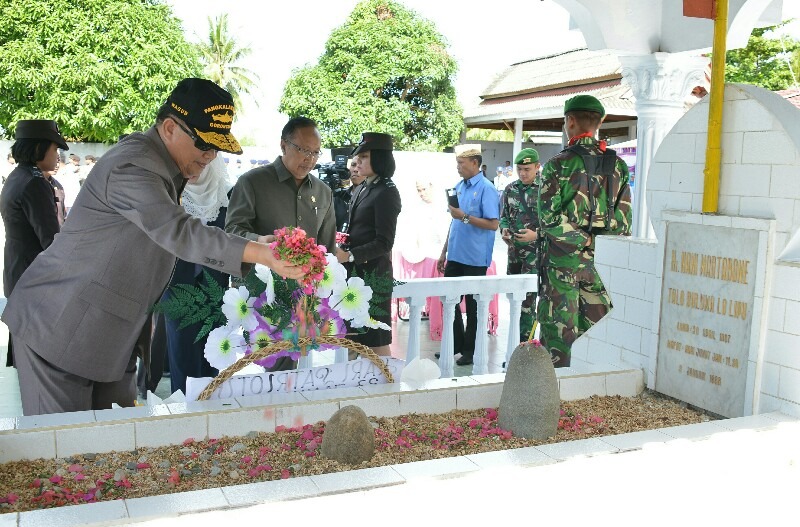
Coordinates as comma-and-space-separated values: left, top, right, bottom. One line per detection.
204, 227, 389, 371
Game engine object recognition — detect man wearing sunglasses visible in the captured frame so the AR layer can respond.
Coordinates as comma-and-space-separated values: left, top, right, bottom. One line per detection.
3, 78, 305, 415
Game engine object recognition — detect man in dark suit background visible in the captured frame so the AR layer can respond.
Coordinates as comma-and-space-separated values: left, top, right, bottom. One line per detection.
2, 78, 304, 415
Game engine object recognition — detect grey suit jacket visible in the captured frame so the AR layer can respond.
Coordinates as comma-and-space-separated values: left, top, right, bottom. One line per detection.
2, 128, 249, 382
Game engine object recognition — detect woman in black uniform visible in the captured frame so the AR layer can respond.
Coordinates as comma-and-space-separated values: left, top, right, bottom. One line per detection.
0, 120, 68, 366
336, 133, 401, 356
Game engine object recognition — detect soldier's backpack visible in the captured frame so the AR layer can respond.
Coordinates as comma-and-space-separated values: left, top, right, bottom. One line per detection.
565, 144, 618, 231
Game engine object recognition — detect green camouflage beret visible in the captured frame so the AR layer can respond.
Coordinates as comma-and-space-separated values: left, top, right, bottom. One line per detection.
514, 148, 539, 165
564, 94, 605, 118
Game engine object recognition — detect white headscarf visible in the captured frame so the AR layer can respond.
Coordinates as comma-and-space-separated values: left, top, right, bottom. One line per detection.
182, 156, 231, 224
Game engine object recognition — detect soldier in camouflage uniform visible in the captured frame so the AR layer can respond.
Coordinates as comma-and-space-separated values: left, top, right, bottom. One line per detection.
537, 95, 632, 367
499, 148, 541, 342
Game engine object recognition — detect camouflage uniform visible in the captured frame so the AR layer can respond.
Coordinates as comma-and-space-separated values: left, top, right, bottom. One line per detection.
537, 136, 632, 366
499, 178, 539, 342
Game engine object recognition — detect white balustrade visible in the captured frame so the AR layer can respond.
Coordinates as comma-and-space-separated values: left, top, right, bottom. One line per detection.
392, 275, 538, 377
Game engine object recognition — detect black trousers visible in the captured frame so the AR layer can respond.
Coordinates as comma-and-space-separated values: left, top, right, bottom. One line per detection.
444, 260, 488, 358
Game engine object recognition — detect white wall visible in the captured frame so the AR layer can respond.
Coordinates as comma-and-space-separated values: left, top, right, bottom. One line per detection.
582, 83, 800, 416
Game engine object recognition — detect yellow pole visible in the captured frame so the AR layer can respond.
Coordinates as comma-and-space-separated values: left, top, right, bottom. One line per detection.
702, 0, 729, 213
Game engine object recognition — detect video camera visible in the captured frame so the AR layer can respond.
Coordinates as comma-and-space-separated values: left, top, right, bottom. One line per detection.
315, 147, 353, 230
315, 148, 352, 191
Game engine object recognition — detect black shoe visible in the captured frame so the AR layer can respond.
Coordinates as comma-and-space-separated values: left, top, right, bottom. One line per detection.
435, 351, 459, 359
456, 355, 473, 366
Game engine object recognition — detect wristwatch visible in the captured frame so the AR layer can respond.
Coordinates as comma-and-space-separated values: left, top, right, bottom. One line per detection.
462, 214, 471, 224
348, 251, 355, 263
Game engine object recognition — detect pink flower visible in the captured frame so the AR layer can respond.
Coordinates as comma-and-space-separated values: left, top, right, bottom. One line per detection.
0, 493, 18, 505
280, 469, 291, 479
74, 473, 86, 481
49, 475, 63, 484
68, 464, 83, 473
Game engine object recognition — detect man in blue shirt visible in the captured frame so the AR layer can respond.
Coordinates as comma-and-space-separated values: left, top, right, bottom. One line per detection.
437, 144, 499, 365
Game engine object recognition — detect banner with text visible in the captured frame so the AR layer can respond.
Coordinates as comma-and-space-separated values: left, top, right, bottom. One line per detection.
655, 222, 759, 417
185, 357, 405, 402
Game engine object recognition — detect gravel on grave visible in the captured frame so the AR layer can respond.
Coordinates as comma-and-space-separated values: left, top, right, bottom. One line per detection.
0, 391, 711, 513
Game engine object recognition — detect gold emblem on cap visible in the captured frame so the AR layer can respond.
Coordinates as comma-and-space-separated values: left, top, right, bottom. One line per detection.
204, 104, 235, 113
195, 130, 242, 153
212, 112, 233, 124
523, 157, 531, 163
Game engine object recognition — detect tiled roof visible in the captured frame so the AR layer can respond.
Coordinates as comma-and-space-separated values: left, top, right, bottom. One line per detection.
777, 88, 800, 109
480, 48, 624, 99
464, 48, 636, 129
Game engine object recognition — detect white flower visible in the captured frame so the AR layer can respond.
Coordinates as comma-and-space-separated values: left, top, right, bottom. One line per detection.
329, 276, 372, 321
221, 286, 258, 329
351, 313, 391, 331
204, 326, 240, 370
254, 263, 275, 305
249, 326, 273, 351
317, 253, 347, 298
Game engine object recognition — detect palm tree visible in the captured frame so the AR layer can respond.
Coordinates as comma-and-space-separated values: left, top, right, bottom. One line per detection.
197, 14, 260, 114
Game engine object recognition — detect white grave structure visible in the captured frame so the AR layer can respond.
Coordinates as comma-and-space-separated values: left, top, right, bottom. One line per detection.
576, 83, 800, 417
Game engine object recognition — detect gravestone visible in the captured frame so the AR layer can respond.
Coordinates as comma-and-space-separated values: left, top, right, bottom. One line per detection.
498, 342, 559, 440
321, 405, 375, 465
656, 222, 760, 417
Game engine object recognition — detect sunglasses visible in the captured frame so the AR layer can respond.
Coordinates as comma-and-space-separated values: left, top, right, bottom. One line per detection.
170, 118, 214, 152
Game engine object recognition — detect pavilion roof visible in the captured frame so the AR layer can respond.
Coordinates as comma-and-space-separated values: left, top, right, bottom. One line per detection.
464, 48, 636, 132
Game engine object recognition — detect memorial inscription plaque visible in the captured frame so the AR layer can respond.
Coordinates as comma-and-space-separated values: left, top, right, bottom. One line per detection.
655, 223, 759, 417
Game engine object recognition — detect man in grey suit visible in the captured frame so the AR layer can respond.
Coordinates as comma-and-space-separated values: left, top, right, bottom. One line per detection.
2, 78, 304, 415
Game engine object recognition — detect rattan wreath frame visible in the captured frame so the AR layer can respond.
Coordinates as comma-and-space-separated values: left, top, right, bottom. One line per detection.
197, 336, 394, 401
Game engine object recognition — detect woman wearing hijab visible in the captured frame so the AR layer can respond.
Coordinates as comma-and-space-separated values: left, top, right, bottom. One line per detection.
162, 156, 233, 393
0, 120, 68, 367
336, 133, 402, 356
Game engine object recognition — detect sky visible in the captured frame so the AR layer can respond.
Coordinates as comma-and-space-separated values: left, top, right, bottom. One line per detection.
167, 0, 585, 154
166, 0, 800, 156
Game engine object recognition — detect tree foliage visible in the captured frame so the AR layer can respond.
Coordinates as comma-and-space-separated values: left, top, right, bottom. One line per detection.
725, 23, 800, 91
197, 14, 259, 115
0, 0, 202, 142
279, 0, 463, 151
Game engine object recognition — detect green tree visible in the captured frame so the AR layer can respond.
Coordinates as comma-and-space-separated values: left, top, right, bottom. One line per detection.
279, 0, 463, 151
725, 23, 800, 91
197, 14, 259, 114
0, 0, 201, 142
466, 128, 515, 142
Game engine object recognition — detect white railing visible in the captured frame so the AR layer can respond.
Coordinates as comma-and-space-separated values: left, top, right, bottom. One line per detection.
299, 275, 538, 378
